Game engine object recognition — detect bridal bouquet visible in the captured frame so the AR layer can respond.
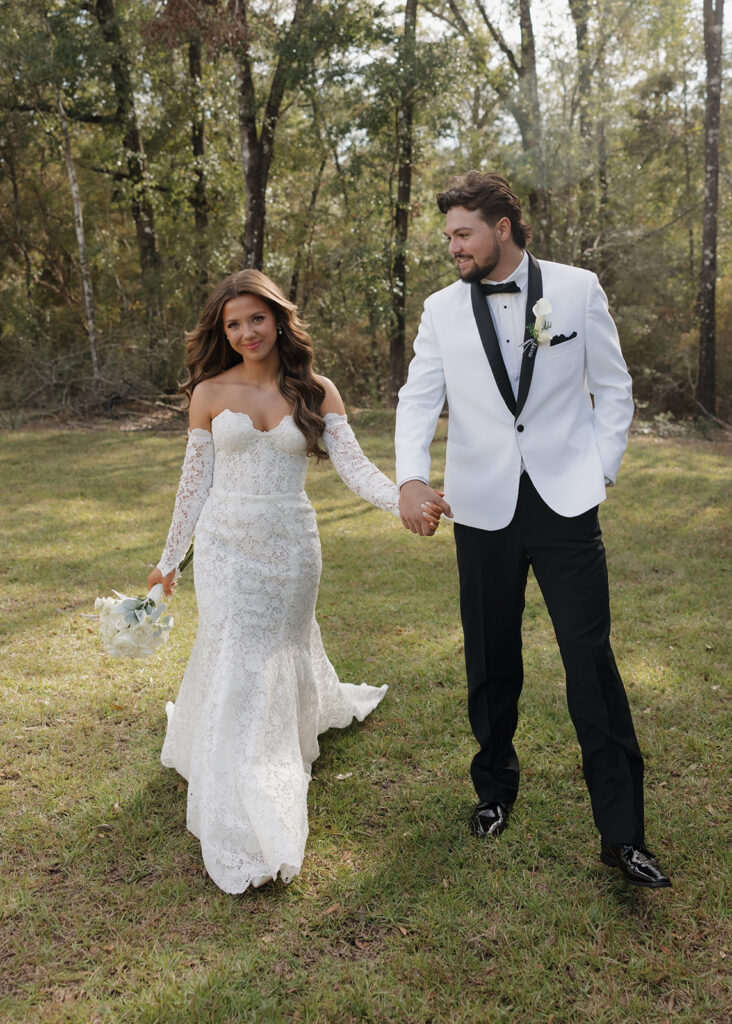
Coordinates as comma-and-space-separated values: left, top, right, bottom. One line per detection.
95, 585, 173, 658
94, 546, 192, 659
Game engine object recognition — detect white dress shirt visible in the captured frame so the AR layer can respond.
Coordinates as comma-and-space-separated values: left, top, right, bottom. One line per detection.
482, 250, 529, 400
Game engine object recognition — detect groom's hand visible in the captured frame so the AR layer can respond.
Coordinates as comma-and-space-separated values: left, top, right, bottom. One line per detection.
399, 480, 453, 535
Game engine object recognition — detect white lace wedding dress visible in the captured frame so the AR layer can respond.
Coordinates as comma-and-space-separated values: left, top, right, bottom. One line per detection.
156, 410, 399, 893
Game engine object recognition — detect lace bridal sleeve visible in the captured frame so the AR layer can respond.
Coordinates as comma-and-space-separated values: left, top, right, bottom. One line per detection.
322, 413, 400, 517
157, 429, 215, 576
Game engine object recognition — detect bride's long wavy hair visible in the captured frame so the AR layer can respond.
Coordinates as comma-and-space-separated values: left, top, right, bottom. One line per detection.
180, 270, 328, 460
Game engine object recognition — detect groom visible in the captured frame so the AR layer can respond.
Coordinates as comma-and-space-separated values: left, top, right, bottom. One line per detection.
395, 171, 671, 888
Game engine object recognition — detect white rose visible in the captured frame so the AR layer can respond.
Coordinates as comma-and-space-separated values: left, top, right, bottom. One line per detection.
96, 606, 112, 627
98, 601, 126, 642
133, 617, 170, 655
129, 622, 152, 645
100, 621, 120, 644
108, 631, 139, 657
110, 610, 131, 632
134, 640, 158, 658
537, 329, 552, 346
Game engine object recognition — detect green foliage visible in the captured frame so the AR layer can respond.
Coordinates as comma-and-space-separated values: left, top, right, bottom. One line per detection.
0, 0, 728, 416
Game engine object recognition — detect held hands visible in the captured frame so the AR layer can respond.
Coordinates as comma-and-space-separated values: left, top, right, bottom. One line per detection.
399, 480, 453, 536
147, 566, 178, 598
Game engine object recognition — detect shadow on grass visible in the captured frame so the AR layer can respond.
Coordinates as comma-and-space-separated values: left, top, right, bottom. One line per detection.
2, 429, 730, 1021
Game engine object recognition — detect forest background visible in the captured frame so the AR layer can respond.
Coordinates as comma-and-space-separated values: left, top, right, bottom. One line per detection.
0, 0, 728, 423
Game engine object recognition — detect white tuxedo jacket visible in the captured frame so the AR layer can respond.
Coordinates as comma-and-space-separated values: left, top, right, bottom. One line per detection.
395, 256, 634, 530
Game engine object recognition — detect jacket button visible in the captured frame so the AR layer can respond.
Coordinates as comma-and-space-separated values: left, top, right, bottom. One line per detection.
516, 424, 524, 432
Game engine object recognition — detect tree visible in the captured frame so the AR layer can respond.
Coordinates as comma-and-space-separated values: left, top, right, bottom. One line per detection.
0, 0, 109, 401
40, 10, 101, 389
567, 0, 598, 265
426, 0, 552, 254
92, 0, 162, 344
57, 93, 101, 388
0, 0, 726, 419
388, 0, 418, 407
697, 0, 724, 417
232, 0, 315, 269
149, 0, 216, 303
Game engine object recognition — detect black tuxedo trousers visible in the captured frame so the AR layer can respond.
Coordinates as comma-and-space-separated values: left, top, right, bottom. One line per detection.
453, 473, 645, 845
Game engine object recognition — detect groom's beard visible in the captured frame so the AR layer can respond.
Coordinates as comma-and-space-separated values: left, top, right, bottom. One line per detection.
455, 241, 501, 284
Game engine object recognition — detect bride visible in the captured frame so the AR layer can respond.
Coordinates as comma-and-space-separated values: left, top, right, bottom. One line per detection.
147, 270, 441, 893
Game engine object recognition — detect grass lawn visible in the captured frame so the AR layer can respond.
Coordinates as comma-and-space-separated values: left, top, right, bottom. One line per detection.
0, 414, 730, 1024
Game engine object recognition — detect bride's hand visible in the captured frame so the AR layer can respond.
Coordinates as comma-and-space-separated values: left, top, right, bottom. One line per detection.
422, 491, 446, 534
147, 566, 177, 598
399, 480, 452, 535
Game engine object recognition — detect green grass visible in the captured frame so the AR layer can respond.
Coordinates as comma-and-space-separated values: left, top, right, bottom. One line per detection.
0, 417, 730, 1024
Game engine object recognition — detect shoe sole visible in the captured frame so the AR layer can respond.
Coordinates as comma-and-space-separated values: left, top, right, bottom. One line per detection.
470, 816, 510, 839
471, 824, 509, 838
600, 851, 672, 888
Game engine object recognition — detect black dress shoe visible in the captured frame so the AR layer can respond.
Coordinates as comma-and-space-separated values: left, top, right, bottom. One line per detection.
470, 801, 512, 838
601, 843, 672, 888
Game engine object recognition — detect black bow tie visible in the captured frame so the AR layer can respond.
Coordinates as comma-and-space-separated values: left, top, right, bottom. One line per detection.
479, 280, 521, 296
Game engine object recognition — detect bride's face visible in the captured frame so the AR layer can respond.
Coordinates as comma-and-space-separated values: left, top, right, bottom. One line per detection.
222, 294, 279, 362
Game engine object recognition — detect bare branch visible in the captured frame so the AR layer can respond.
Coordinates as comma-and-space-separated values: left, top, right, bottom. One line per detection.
473, 0, 521, 77
0, 98, 118, 124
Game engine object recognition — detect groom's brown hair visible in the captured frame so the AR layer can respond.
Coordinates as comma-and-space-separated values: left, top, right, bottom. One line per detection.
436, 172, 532, 248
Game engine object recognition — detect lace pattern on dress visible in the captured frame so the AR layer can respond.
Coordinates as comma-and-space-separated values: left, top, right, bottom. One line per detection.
322, 413, 400, 516
159, 410, 388, 894
157, 428, 215, 576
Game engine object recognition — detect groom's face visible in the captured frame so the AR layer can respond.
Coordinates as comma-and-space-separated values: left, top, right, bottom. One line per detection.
444, 206, 502, 283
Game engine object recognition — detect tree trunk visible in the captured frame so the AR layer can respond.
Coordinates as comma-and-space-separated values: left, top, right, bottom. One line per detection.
517, 0, 551, 257
596, 117, 609, 280
568, 0, 593, 265
4, 154, 33, 304
93, 0, 162, 343
188, 36, 208, 300
465, 0, 551, 256
289, 155, 326, 305
388, 0, 417, 407
682, 75, 695, 285
241, 157, 267, 270
234, 0, 314, 270
58, 95, 100, 387
237, 10, 266, 276
697, 0, 724, 417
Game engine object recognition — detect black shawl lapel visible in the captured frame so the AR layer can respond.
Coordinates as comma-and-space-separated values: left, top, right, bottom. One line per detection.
470, 281, 516, 415
515, 252, 543, 419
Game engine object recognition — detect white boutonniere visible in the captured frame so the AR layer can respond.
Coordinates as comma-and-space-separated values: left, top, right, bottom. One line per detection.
523, 298, 552, 358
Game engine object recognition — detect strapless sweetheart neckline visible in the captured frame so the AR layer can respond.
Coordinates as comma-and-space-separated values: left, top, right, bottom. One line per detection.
212, 408, 294, 434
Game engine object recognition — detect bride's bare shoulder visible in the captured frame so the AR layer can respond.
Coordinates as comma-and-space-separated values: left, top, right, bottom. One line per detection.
188, 377, 224, 429
197, 366, 241, 389
315, 375, 346, 416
